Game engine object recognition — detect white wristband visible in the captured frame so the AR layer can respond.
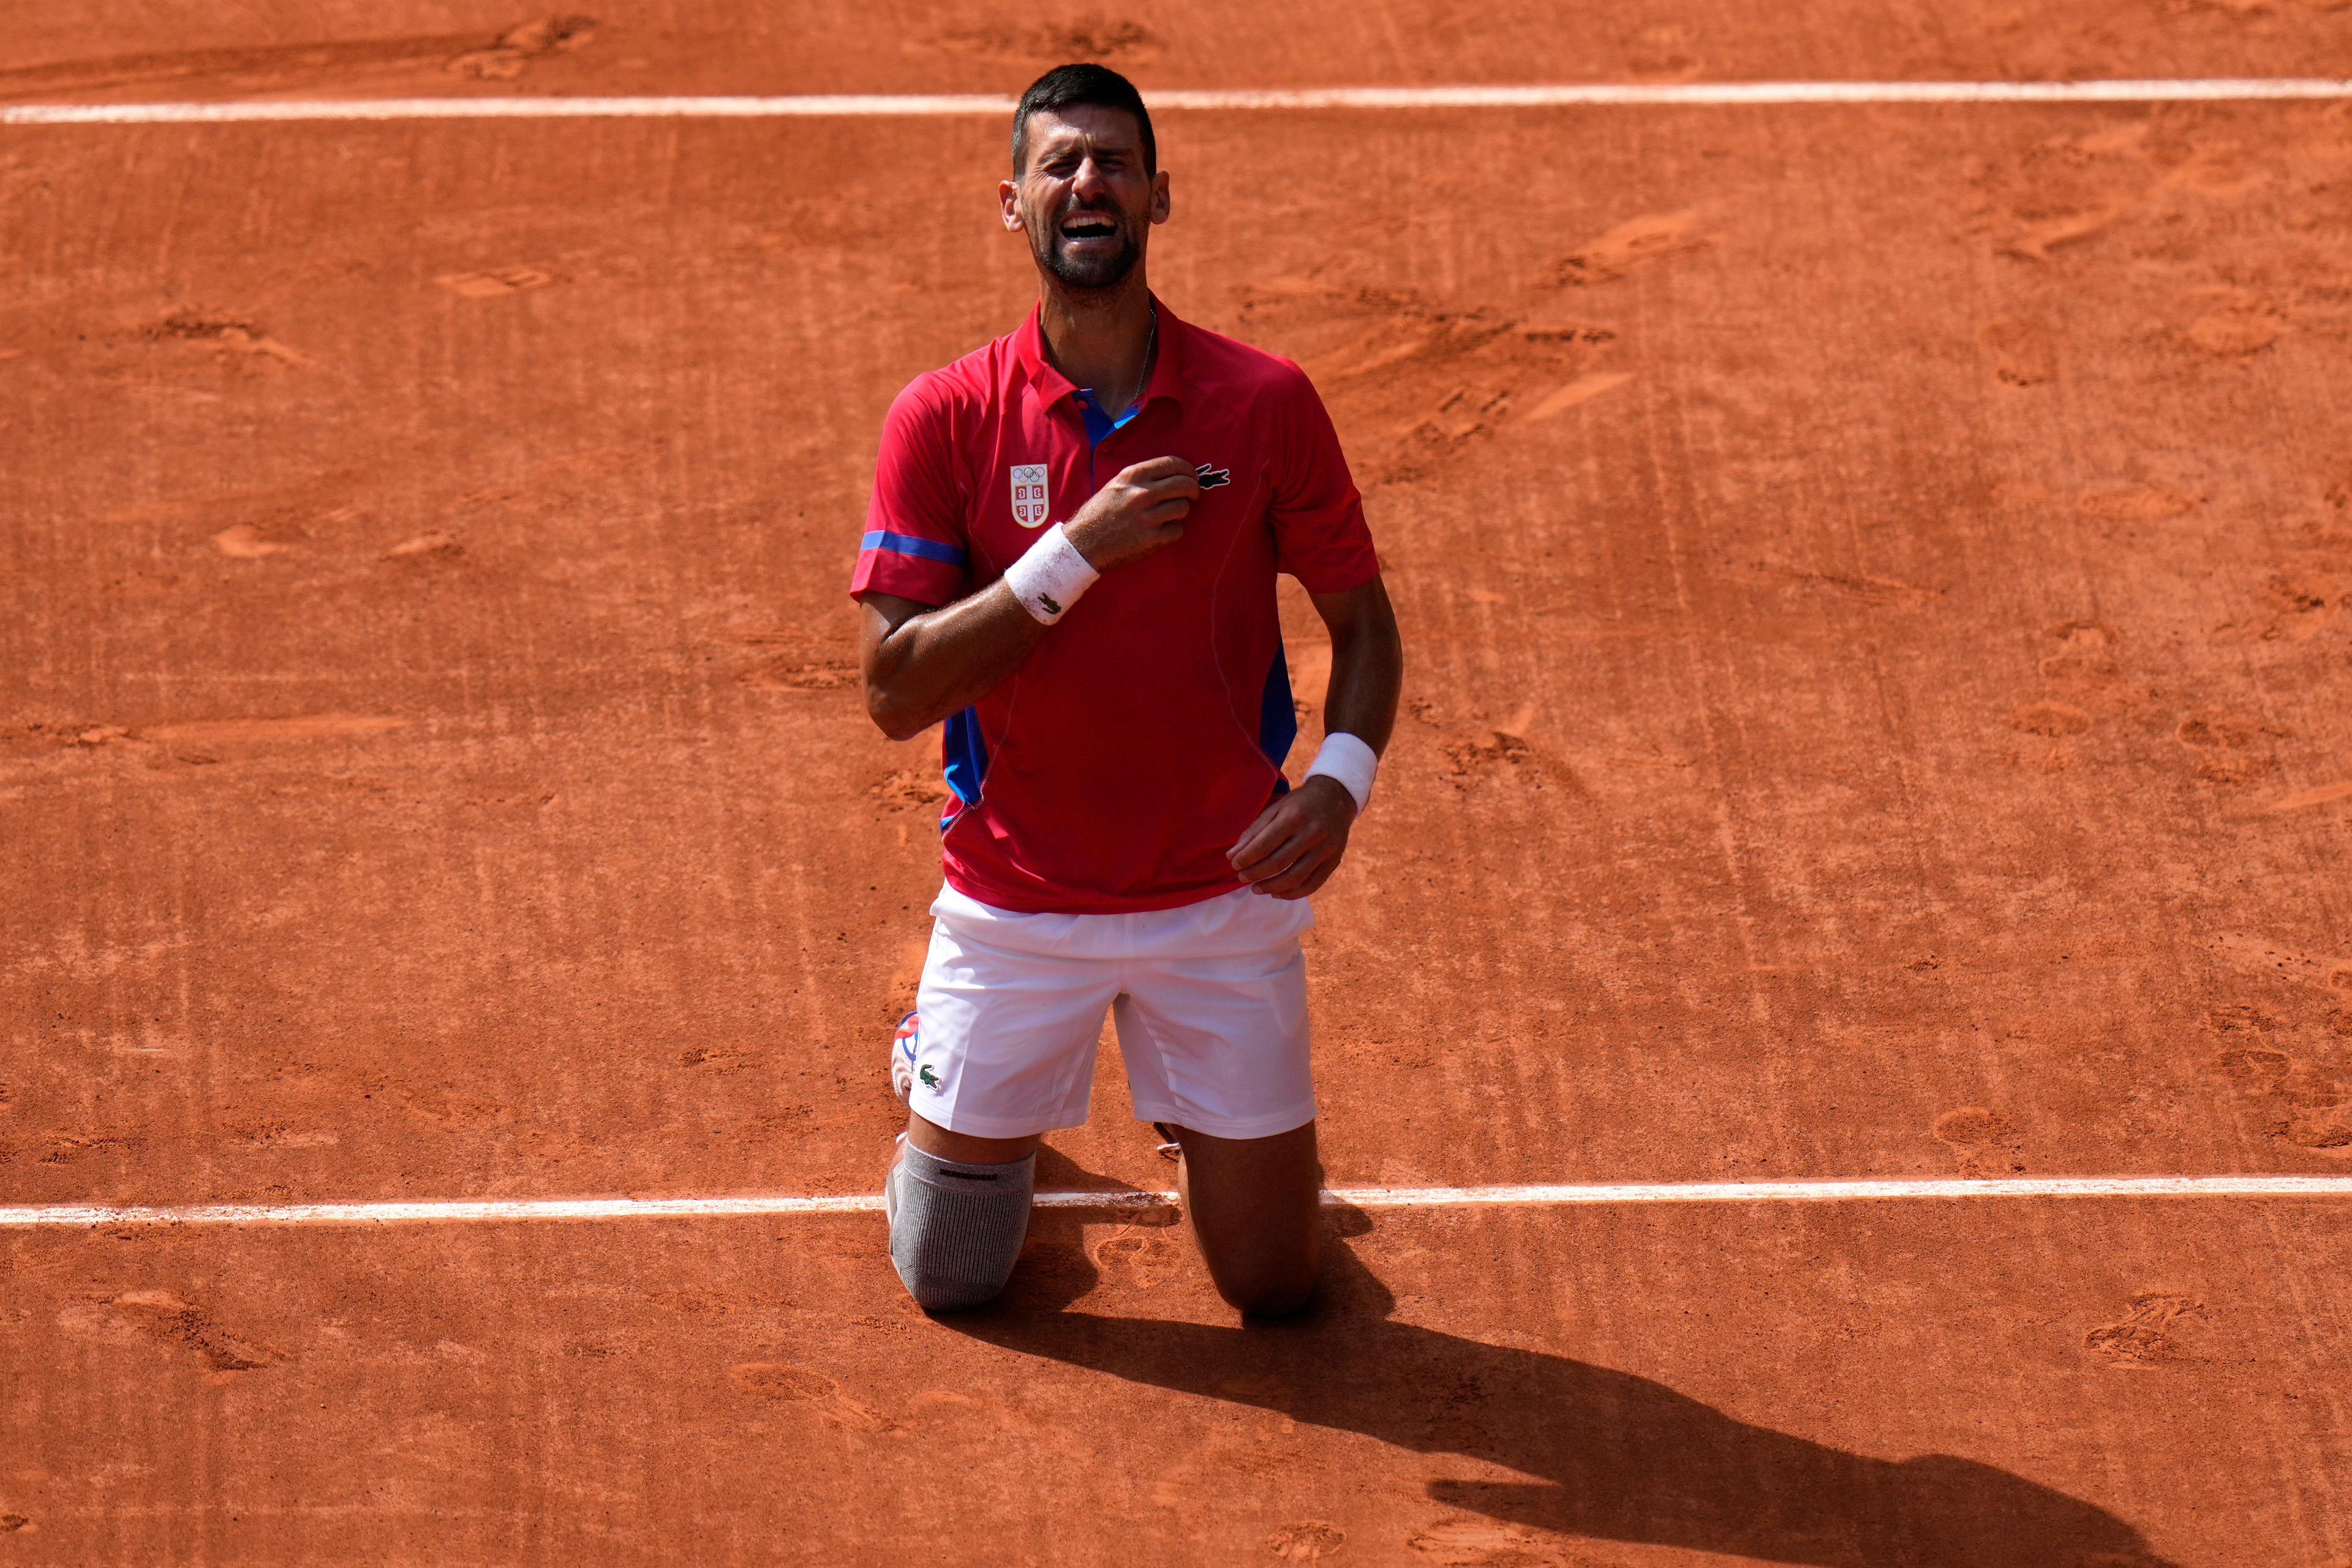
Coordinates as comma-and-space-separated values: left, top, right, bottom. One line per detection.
1003, 523, 1101, 625
1303, 731, 1378, 814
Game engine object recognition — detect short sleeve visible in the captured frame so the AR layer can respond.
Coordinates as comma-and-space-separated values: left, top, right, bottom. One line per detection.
1268, 364, 1380, 595
850, 376, 970, 608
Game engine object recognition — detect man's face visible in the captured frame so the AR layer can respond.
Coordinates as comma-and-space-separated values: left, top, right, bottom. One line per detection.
1000, 105, 1170, 292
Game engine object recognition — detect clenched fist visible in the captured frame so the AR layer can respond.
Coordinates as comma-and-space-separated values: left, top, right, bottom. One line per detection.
1063, 456, 1200, 572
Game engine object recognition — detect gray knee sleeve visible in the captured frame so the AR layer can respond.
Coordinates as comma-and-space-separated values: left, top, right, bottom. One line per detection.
887, 1143, 1035, 1313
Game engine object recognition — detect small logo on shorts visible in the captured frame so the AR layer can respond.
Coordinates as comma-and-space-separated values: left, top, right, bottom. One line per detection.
1195, 462, 1230, 490
1010, 464, 1050, 528
919, 1065, 943, 1090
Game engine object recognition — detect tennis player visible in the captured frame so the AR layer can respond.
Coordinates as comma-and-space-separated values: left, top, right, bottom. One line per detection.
851, 63, 1402, 1316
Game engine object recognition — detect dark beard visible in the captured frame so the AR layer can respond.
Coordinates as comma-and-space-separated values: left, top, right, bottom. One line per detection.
1033, 219, 1141, 291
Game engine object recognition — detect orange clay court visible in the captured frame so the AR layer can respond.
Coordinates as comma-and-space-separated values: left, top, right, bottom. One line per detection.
5, 4, 2352, 1564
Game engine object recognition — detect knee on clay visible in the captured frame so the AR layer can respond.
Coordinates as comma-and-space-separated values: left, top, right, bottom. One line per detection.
1226, 1278, 1317, 1320
888, 1144, 1036, 1314
896, 1256, 1015, 1314
1216, 1253, 1322, 1320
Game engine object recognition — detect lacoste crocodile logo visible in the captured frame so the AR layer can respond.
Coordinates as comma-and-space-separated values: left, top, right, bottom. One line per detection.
1196, 463, 1230, 490
919, 1065, 942, 1090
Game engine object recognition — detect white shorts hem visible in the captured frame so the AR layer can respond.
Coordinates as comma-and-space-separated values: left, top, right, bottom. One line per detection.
913, 1104, 1090, 1141
1129, 1101, 1317, 1142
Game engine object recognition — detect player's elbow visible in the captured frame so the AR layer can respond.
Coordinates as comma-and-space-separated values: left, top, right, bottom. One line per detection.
864, 681, 930, 744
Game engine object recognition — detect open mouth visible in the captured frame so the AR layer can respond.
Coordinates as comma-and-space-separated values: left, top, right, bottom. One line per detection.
1058, 214, 1120, 242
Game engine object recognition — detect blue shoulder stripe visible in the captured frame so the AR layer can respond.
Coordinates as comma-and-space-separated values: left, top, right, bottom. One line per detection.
860, 529, 967, 567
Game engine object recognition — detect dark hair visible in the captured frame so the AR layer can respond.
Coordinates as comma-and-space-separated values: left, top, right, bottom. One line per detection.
1011, 63, 1156, 178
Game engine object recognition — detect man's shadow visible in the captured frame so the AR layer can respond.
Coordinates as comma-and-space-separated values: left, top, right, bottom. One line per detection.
952, 1150, 2173, 1568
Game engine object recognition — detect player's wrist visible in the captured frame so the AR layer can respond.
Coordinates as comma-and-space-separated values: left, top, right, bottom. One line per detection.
1297, 773, 1359, 824
1003, 522, 1101, 625
1059, 512, 1107, 568
1303, 731, 1378, 815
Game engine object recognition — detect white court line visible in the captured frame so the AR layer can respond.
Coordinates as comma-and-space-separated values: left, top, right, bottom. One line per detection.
7, 1175, 2352, 1228
3, 79, 2351, 126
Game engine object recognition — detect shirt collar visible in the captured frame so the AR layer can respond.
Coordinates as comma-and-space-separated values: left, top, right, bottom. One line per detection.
1014, 292, 1187, 413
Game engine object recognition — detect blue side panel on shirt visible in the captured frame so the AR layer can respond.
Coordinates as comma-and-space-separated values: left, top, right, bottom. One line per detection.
861, 529, 967, 567
941, 706, 989, 826
1259, 650, 1298, 794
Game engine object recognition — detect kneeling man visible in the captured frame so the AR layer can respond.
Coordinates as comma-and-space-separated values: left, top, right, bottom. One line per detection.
851, 64, 1403, 1315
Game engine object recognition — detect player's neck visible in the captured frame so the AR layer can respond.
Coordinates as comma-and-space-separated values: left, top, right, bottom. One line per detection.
1036, 273, 1155, 408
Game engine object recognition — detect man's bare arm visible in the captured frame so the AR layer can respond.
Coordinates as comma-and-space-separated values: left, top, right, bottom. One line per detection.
1311, 575, 1402, 760
858, 586, 1048, 742
1227, 575, 1404, 898
856, 455, 1200, 741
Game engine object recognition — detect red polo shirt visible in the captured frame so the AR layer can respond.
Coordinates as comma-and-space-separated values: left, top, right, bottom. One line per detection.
850, 296, 1379, 914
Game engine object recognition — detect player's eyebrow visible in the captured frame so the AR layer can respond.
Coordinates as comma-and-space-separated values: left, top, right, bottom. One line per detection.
1033, 131, 1137, 166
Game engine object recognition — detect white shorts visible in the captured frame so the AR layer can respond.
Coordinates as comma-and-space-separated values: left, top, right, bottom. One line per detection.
907, 882, 1317, 1140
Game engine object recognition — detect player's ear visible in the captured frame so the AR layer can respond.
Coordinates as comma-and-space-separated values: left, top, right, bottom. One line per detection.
1150, 168, 1170, 225
1000, 178, 1025, 232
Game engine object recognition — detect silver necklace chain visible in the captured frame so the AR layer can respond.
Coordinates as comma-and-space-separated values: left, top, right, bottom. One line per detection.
1106, 308, 1157, 417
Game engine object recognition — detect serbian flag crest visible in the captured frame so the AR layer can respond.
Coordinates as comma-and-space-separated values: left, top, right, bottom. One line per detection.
1009, 464, 1049, 529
